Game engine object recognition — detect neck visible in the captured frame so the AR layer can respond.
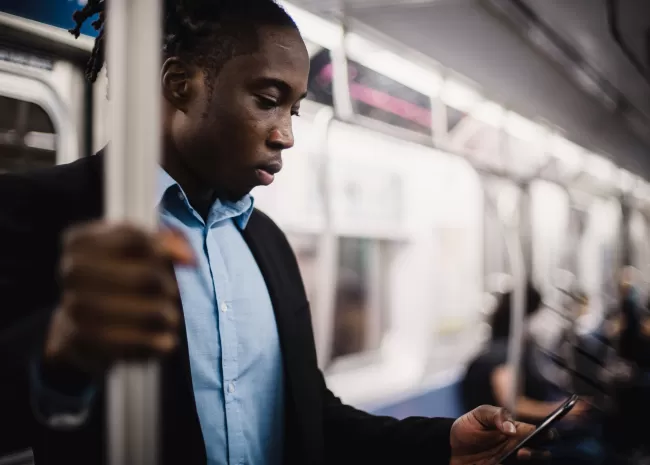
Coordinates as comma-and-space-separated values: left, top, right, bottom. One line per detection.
162, 146, 216, 220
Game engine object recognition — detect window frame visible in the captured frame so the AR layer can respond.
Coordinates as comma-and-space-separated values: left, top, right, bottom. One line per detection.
0, 62, 78, 166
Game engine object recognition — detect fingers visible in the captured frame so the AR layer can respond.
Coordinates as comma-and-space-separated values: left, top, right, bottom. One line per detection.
495, 408, 517, 436
471, 405, 503, 430
65, 293, 180, 330
64, 223, 156, 259
156, 228, 195, 266
46, 222, 194, 376
472, 406, 525, 436
69, 325, 178, 372
61, 258, 181, 300
64, 223, 195, 266
515, 448, 551, 462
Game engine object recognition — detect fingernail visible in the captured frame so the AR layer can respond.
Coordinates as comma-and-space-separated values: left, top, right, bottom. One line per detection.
505, 421, 516, 434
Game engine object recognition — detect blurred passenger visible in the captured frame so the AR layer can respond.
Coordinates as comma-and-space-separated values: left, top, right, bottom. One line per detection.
0, 1, 549, 464
602, 268, 650, 459
461, 282, 589, 424
331, 270, 366, 359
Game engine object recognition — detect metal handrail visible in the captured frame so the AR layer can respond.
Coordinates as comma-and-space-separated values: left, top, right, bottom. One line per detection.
105, 1, 162, 464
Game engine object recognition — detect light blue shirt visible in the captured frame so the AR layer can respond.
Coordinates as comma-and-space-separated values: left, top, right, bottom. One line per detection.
32, 168, 285, 465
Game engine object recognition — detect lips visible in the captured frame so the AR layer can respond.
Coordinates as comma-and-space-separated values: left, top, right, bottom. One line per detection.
255, 159, 283, 186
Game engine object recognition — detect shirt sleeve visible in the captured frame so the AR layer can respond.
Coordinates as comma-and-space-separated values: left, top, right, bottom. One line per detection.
29, 357, 97, 430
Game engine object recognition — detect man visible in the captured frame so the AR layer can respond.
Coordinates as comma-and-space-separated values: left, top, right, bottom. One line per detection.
0, 1, 549, 464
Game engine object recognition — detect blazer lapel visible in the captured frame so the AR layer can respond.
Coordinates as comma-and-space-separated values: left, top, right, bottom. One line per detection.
240, 212, 312, 465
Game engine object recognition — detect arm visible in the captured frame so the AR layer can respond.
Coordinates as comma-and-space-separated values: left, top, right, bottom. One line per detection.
0, 307, 49, 455
0, 272, 97, 456
0, 171, 97, 454
321, 372, 455, 465
490, 365, 563, 421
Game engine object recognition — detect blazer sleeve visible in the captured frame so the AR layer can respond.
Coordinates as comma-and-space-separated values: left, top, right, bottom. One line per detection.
321, 371, 455, 465
0, 165, 99, 454
0, 171, 56, 454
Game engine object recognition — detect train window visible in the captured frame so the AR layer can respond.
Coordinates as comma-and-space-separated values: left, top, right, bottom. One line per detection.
630, 211, 650, 279
286, 233, 320, 308
345, 59, 433, 137
505, 135, 546, 177
578, 199, 622, 318
446, 105, 466, 133
307, 41, 334, 107
0, 95, 57, 172
330, 237, 385, 361
530, 181, 570, 297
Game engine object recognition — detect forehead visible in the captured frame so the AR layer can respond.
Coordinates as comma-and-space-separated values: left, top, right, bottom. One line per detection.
228, 26, 309, 90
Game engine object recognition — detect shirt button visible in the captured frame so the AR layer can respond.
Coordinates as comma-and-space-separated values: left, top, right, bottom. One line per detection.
228, 383, 235, 393
221, 302, 229, 313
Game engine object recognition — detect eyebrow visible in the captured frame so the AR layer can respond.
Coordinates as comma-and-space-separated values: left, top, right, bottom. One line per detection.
254, 77, 308, 100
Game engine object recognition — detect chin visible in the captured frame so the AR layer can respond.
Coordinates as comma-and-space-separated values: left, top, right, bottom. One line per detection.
222, 185, 254, 202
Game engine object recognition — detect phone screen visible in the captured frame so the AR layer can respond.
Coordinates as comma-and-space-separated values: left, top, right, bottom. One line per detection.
496, 394, 579, 464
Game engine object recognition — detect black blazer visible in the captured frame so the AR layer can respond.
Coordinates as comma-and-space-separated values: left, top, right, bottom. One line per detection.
0, 152, 454, 465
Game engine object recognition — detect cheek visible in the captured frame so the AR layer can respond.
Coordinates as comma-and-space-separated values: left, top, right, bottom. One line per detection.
215, 110, 270, 154
170, 111, 198, 153
170, 112, 219, 168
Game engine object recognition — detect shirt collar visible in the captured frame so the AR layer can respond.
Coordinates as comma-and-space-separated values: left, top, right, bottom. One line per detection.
157, 167, 255, 229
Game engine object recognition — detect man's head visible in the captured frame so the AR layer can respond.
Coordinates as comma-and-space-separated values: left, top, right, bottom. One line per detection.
72, 0, 309, 201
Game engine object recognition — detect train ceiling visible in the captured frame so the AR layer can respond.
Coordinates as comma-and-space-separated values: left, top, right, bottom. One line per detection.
290, 0, 650, 177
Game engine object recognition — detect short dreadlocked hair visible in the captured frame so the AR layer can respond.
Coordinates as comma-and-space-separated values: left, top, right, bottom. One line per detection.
70, 0, 298, 84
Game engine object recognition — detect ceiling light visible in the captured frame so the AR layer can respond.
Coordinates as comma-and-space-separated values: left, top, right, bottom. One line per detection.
619, 168, 637, 192
585, 153, 615, 183
440, 78, 482, 112
504, 112, 546, 143
549, 133, 583, 171
280, 2, 343, 50
345, 32, 442, 96
472, 101, 505, 127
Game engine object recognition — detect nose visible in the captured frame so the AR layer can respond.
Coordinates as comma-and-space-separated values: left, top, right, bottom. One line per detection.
267, 121, 294, 150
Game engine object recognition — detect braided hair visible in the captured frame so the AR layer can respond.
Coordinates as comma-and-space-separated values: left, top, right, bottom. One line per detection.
70, 0, 298, 84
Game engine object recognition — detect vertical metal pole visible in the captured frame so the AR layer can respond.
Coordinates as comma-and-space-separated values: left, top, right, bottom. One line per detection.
480, 176, 527, 416
311, 106, 337, 367
334, 0, 354, 121
106, 1, 162, 465
505, 183, 529, 417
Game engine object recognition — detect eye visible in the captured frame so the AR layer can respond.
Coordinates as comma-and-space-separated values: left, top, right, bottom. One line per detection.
291, 108, 301, 117
256, 95, 278, 110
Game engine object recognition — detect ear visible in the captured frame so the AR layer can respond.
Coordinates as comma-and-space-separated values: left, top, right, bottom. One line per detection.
161, 57, 194, 113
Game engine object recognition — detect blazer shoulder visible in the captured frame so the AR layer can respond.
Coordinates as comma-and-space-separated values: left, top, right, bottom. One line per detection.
248, 208, 288, 241
0, 153, 104, 228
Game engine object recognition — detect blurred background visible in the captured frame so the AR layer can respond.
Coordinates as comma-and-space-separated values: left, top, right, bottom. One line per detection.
1, 0, 650, 463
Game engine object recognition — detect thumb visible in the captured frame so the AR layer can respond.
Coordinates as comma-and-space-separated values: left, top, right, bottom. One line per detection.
471, 406, 517, 435
156, 228, 195, 266
493, 407, 518, 436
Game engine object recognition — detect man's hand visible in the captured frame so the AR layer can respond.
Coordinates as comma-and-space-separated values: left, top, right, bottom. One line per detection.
43, 222, 195, 377
450, 405, 554, 465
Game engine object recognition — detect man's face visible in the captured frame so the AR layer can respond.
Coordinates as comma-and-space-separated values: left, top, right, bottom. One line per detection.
168, 25, 309, 200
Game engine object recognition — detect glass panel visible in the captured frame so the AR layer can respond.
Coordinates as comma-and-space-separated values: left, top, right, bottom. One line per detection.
307, 46, 334, 107
446, 105, 466, 133
27, 104, 55, 133
286, 234, 320, 308
331, 238, 378, 360
347, 59, 433, 136
0, 96, 57, 172
0, 96, 20, 131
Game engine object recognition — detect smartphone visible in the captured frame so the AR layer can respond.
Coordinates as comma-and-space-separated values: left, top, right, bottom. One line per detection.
496, 394, 579, 464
